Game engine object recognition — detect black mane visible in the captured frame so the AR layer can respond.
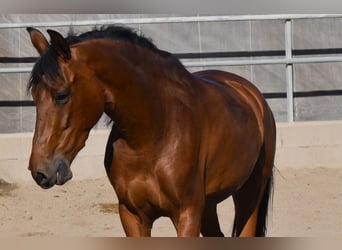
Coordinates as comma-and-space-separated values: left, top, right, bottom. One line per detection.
66, 25, 159, 51
28, 25, 168, 90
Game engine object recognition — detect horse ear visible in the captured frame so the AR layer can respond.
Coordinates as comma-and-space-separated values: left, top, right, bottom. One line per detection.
47, 29, 71, 61
26, 27, 49, 55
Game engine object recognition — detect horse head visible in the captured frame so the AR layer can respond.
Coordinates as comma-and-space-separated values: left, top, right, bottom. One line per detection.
27, 28, 105, 188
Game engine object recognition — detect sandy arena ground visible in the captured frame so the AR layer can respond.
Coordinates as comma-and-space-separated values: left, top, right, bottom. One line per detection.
0, 166, 341, 237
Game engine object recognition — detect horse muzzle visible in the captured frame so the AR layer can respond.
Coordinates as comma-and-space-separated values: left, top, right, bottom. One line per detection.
31, 157, 73, 189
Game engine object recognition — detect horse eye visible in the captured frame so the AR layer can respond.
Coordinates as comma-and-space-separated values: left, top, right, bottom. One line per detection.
55, 93, 70, 104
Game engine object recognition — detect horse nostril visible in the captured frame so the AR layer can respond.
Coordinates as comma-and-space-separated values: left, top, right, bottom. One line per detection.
35, 171, 48, 184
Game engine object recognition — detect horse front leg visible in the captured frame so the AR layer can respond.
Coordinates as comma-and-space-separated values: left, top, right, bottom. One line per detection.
118, 203, 152, 237
172, 206, 204, 237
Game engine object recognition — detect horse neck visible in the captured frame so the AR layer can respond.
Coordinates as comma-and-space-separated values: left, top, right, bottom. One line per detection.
84, 41, 171, 149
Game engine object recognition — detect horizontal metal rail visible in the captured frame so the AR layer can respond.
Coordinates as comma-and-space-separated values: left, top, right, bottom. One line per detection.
2, 56, 342, 74
184, 56, 342, 67
1, 14, 342, 29
0, 67, 32, 74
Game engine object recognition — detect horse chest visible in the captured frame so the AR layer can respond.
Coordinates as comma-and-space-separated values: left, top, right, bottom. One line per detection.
109, 141, 163, 212
111, 170, 173, 216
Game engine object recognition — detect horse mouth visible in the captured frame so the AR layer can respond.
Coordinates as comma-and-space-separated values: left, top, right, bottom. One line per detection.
55, 159, 73, 186
56, 169, 73, 186
33, 169, 73, 189
32, 157, 73, 189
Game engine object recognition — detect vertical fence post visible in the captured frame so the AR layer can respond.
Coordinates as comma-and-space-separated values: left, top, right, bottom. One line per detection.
285, 19, 294, 122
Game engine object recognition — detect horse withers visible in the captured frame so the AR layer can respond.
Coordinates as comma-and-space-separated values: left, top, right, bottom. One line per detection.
26, 25, 276, 237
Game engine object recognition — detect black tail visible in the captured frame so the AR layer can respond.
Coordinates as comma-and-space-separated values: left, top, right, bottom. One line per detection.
255, 172, 274, 237
231, 172, 274, 237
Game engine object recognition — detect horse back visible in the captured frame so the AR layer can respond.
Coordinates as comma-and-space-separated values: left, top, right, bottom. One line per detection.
193, 69, 273, 138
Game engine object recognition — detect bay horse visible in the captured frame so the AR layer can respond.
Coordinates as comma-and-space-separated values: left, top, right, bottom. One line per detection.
26, 25, 276, 237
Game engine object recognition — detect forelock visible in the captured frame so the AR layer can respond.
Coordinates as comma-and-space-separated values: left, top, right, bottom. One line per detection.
27, 46, 62, 91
